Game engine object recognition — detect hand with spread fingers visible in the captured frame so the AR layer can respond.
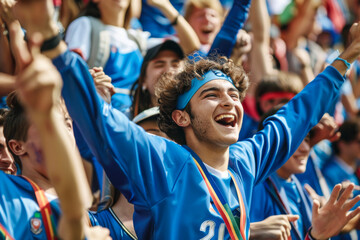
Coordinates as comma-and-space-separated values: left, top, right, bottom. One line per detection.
310, 184, 360, 239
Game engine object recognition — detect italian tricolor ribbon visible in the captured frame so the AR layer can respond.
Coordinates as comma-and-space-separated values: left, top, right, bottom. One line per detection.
0, 223, 13, 240
21, 176, 58, 240
193, 158, 246, 240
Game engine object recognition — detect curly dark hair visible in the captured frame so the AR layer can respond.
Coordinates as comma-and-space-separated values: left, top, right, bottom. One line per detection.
156, 56, 249, 145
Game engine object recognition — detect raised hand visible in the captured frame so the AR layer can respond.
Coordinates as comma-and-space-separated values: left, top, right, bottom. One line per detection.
310, 184, 360, 239
13, 0, 58, 39
89, 67, 115, 104
0, 0, 16, 25
309, 113, 340, 147
14, 33, 62, 114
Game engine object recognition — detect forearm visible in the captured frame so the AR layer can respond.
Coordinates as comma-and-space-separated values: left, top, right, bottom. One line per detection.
209, 0, 251, 57
283, 0, 317, 50
156, 2, 200, 54
30, 108, 92, 219
0, 30, 15, 74
248, 0, 274, 95
0, 74, 15, 96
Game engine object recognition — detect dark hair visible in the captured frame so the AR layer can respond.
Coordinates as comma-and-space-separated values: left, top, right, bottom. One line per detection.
130, 61, 152, 117
255, 71, 303, 116
80, 1, 133, 29
0, 108, 9, 127
156, 56, 249, 145
3, 91, 28, 170
332, 118, 360, 155
257, 104, 284, 131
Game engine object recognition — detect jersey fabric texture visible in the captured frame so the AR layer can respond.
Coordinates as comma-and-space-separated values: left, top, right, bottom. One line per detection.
53, 49, 345, 239
65, 16, 146, 111
250, 174, 312, 240
139, 0, 184, 38
88, 208, 136, 240
321, 154, 360, 240
0, 172, 61, 239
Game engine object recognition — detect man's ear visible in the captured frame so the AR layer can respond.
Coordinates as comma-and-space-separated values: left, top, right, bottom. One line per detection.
8, 139, 26, 157
172, 110, 191, 127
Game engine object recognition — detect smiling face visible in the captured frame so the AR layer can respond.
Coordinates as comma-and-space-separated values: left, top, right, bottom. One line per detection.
144, 50, 183, 100
0, 126, 16, 175
187, 6, 222, 45
277, 136, 311, 180
185, 80, 243, 148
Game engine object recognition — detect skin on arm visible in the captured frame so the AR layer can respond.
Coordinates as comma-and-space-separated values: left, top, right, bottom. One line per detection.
147, 0, 200, 54
248, 0, 277, 96
0, 0, 16, 74
8, 5, 111, 239
13, 33, 93, 240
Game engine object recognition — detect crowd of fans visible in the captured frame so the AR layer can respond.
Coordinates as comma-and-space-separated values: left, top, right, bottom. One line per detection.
2, 0, 360, 239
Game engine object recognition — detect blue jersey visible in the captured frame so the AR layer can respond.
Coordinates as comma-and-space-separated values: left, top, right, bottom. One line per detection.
65, 16, 145, 111
54, 49, 345, 239
88, 208, 137, 240
139, 0, 184, 38
238, 112, 258, 141
250, 174, 312, 240
0, 172, 61, 239
208, 0, 251, 58
321, 155, 360, 240
296, 152, 328, 198
322, 155, 360, 196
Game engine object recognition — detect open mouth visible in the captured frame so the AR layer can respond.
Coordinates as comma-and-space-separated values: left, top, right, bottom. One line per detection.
0, 167, 15, 175
214, 114, 236, 127
201, 28, 214, 35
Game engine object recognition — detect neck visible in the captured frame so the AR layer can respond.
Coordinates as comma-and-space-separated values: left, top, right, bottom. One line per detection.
101, 9, 126, 27
112, 194, 136, 236
276, 168, 292, 181
337, 154, 357, 171
187, 140, 230, 172
22, 169, 56, 195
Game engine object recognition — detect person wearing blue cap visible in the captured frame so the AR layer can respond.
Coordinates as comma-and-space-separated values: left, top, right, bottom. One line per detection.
13, 0, 360, 238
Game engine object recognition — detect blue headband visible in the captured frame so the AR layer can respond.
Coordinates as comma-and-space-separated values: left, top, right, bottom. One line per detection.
176, 70, 235, 110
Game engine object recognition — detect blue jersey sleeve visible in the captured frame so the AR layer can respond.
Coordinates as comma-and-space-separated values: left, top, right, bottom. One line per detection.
54, 50, 190, 208
231, 66, 345, 185
208, 0, 251, 57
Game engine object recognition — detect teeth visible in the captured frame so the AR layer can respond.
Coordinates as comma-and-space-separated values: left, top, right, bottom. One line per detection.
215, 114, 235, 122
3, 170, 11, 174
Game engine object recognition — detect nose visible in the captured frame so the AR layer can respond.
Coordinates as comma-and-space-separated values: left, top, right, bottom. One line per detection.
220, 94, 235, 108
298, 140, 310, 153
0, 148, 13, 164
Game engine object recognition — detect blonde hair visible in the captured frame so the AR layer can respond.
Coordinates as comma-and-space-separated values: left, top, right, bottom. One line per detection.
184, 0, 224, 21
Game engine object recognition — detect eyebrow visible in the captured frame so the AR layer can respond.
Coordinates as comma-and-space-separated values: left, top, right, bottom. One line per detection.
199, 87, 220, 97
199, 86, 239, 97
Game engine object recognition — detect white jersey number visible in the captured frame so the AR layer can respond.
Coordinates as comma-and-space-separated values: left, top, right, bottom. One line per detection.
200, 220, 225, 240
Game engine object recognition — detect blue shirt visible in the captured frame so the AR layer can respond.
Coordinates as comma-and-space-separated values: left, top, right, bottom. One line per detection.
250, 174, 312, 240
139, 0, 184, 38
54, 50, 345, 239
89, 208, 137, 240
0, 172, 61, 239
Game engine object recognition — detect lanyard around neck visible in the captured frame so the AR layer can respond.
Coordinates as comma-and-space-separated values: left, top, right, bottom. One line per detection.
21, 176, 58, 240
183, 146, 246, 240
0, 223, 13, 240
